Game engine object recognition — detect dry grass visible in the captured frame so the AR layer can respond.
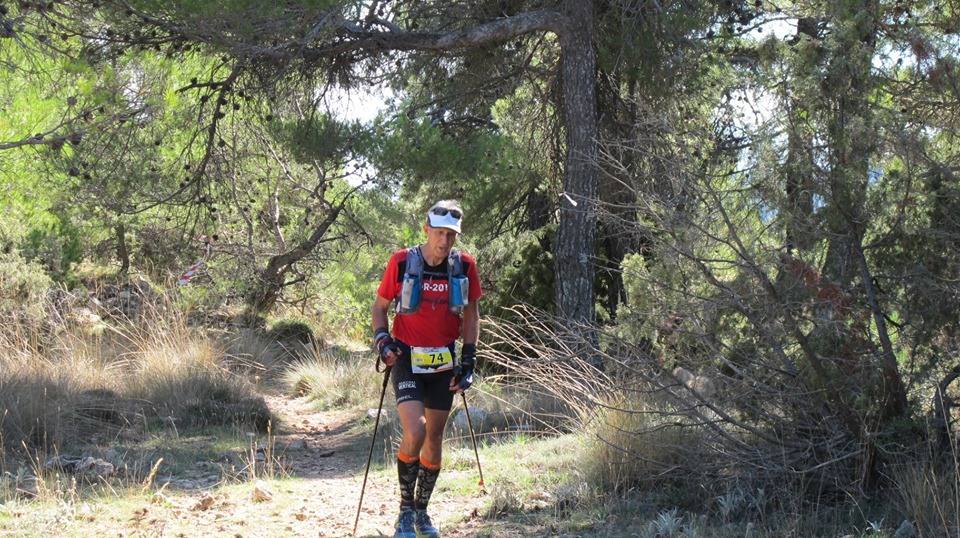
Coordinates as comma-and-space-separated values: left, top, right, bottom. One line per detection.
0, 305, 271, 456
582, 398, 711, 497
891, 457, 960, 536
120, 316, 268, 425
455, 380, 574, 437
220, 326, 291, 380
282, 344, 381, 410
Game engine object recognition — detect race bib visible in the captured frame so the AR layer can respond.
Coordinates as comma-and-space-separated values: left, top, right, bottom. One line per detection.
411, 346, 454, 374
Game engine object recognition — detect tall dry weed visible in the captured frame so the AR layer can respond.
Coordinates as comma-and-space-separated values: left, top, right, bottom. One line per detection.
120, 320, 269, 429
583, 396, 711, 496
283, 343, 381, 410
891, 458, 960, 536
0, 293, 271, 454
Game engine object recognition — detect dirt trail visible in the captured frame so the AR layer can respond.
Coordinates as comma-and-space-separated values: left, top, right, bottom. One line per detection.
2, 391, 495, 537
242, 394, 489, 537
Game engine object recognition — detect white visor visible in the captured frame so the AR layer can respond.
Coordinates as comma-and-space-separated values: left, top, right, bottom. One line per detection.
427, 210, 462, 233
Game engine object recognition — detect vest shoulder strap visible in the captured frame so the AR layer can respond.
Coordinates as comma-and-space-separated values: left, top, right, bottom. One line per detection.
405, 246, 423, 277
448, 249, 463, 278
407, 246, 464, 278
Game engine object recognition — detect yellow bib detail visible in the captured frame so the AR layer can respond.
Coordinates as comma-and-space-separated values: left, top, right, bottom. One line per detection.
410, 346, 454, 374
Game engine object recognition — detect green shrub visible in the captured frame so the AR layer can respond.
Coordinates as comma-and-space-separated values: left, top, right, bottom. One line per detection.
0, 250, 53, 322
135, 222, 195, 281
484, 230, 555, 319
267, 316, 318, 349
311, 260, 379, 343
22, 215, 83, 281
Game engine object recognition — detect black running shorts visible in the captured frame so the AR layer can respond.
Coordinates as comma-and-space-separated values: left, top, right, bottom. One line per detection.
390, 340, 457, 411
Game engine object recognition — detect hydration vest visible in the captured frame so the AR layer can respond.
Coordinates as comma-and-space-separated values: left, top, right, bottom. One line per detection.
397, 246, 469, 315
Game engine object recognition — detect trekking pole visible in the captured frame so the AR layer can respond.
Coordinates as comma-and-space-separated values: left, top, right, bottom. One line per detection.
461, 392, 486, 491
353, 366, 392, 536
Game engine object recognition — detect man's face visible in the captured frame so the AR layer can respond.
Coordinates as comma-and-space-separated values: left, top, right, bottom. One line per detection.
423, 223, 458, 261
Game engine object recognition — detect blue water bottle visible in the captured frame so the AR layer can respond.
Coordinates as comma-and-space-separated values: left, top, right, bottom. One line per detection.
449, 276, 469, 313
398, 272, 421, 314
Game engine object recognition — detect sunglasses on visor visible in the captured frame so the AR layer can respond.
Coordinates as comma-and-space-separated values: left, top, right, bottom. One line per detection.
430, 207, 462, 220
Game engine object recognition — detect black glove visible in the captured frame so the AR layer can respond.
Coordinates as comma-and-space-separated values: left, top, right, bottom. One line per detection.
453, 343, 476, 391
374, 328, 399, 367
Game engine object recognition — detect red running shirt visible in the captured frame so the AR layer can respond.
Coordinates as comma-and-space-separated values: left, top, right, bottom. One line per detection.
377, 248, 483, 347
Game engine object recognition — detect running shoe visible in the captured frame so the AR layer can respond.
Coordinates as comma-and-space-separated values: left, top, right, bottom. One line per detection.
393, 506, 417, 538
415, 509, 440, 538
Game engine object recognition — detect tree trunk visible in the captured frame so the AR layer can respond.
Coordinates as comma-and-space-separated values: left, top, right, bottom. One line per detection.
246, 201, 346, 315
783, 19, 818, 253
821, 5, 876, 288
115, 223, 130, 276
932, 364, 960, 452
816, 0, 908, 487
555, 0, 598, 327
854, 241, 909, 419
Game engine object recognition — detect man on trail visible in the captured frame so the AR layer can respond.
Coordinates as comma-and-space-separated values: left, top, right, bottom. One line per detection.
371, 200, 482, 538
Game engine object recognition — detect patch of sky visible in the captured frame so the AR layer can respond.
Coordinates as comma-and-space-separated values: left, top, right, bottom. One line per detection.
318, 82, 394, 187
121, 66, 144, 106
752, 15, 797, 41
322, 82, 394, 126
724, 17, 797, 174
759, 202, 778, 224
812, 192, 825, 211
727, 15, 914, 182
705, 12, 796, 42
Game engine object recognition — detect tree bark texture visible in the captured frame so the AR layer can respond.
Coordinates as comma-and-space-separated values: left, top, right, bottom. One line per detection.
115, 223, 130, 275
555, 0, 598, 325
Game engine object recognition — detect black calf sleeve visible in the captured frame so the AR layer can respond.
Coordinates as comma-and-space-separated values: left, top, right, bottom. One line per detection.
414, 464, 440, 510
397, 456, 419, 508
